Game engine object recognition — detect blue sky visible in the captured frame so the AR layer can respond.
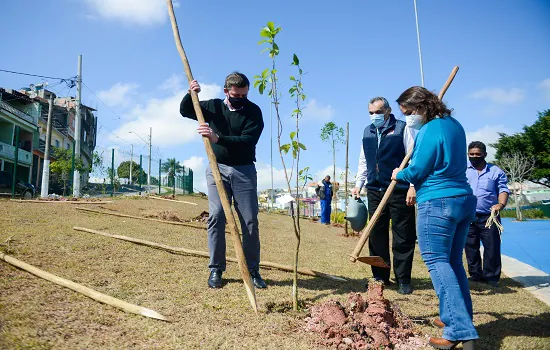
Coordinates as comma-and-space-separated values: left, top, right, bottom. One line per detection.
2, 0, 549, 192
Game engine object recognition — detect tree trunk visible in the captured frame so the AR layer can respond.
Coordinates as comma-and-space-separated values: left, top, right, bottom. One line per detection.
332, 138, 336, 216
514, 190, 523, 221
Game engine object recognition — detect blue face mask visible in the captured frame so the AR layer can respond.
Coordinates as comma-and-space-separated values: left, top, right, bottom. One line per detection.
370, 113, 385, 128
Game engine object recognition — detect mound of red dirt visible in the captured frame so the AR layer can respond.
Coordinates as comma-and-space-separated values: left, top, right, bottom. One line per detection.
304, 283, 424, 349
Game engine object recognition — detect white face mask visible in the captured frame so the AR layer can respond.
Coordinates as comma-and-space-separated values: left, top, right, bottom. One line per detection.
406, 114, 424, 130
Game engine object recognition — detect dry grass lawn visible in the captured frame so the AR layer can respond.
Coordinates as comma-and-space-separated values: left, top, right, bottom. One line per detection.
1, 196, 549, 349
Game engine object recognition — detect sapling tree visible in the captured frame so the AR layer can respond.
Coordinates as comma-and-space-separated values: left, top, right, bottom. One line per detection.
254, 22, 307, 311
320, 122, 345, 213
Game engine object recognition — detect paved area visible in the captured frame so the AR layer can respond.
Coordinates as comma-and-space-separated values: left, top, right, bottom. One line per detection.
498, 218, 550, 306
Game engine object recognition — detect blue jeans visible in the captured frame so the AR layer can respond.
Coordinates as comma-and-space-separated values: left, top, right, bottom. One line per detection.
417, 195, 479, 341
320, 200, 331, 224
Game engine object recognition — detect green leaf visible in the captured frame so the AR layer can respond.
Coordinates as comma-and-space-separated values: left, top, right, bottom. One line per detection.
289, 87, 297, 94
301, 94, 306, 101
299, 143, 307, 150
280, 144, 291, 154
292, 54, 300, 66
290, 131, 296, 140
289, 76, 296, 81
267, 21, 275, 32
292, 149, 297, 158
259, 84, 265, 95
262, 68, 269, 78
258, 39, 269, 45
253, 80, 260, 88
299, 68, 303, 75
260, 27, 271, 38
271, 69, 277, 75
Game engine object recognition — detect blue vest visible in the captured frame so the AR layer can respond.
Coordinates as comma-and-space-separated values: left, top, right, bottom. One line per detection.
362, 115, 410, 191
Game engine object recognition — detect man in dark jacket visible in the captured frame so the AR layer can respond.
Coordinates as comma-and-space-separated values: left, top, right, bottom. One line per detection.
316, 175, 334, 224
352, 96, 417, 294
180, 72, 266, 290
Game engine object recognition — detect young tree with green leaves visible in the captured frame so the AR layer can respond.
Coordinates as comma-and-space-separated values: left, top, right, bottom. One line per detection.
254, 22, 308, 311
50, 147, 85, 196
320, 122, 345, 212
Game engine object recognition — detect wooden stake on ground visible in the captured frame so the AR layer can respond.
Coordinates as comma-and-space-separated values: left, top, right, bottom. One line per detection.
0, 252, 168, 321
73, 226, 347, 282
75, 207, 225, 232
149, 195, 198, 205
165, 0, 257, 313
10, 199, 113, 204
349, 66, 460, 264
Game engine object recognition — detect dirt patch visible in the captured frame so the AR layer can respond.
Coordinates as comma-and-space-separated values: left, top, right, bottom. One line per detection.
144, 210, 182, 222
304, 283, 424, 349
159, 195, 176, 200
184, 211, 209, 223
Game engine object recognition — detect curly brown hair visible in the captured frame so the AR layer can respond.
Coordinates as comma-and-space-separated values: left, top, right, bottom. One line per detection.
396, 86, 452, 123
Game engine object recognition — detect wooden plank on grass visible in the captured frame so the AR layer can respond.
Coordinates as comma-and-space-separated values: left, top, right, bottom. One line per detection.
0, 252, 168, 321
149, 195, 198, 206
10, 199, 113, 204
74, 207, 221, 232
73, 226, 347, 282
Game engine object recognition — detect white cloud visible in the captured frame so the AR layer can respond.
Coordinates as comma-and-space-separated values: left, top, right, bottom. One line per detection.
109, 79, 222, 147
256, 162, 289, 191
538, 78, 550, 101
97, 83, 139, 108
84, 0, 179, 26
183, 156, 206, 192
301, 99, 335, 122
465, 124, 514, 161
470, 87, 525, 104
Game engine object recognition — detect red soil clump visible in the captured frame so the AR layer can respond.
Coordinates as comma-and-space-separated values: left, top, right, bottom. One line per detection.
304, 283, 424, 349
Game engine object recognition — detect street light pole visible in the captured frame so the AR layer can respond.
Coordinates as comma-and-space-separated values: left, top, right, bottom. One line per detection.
128, 129, 152, 191
148, 127, 152, 188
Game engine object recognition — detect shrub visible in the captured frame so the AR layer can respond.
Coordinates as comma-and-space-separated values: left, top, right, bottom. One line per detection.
500, 208, 545, 219
331, 211, 345, 224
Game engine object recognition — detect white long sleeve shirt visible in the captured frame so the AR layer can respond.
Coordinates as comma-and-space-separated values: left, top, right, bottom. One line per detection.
355, 123, 417, 190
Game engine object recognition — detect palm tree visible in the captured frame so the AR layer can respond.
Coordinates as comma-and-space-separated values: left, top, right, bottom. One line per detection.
161, 158, 184, 192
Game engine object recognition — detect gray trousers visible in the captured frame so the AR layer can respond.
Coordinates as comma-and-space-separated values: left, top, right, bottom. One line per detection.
206, 163, 260, 272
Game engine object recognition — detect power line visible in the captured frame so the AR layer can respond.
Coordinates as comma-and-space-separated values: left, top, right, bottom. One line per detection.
81, 81, 124, 120
0, 68, 68, 81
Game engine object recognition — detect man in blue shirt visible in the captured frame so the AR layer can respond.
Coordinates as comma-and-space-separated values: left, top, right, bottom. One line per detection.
465, 141, 510, 287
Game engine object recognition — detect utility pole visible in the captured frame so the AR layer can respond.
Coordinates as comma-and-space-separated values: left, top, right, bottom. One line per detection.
413, 0, 425, 87
129, 144, 133, 185
11, 126, 20, 199
72, 54, 82, 197
148, 126, 152, 189
41, 94, 54, 198
344, 122, 349, 236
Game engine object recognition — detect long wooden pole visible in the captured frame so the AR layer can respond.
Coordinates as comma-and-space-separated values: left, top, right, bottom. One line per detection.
75, 207, 226, 232
149, 195, 198, 206
165, 0, 257, 313
0, 252, 168, 321
73, 227, 347, 282
350, 66, 459, 262
11, 199, 113, 204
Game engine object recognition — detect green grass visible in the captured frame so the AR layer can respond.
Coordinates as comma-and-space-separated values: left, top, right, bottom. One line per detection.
1, 197, 549, 349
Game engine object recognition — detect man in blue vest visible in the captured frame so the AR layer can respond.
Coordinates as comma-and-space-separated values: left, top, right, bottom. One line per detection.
352, 97, 417, 294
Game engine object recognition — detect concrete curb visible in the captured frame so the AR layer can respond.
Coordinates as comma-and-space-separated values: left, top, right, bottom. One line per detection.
501, 253, 550, 307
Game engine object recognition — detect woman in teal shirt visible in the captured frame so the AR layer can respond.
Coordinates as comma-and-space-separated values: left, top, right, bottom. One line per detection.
392, 86, 477, 350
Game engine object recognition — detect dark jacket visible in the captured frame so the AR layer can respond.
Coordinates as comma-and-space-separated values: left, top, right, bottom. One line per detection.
315, 180, 333, 200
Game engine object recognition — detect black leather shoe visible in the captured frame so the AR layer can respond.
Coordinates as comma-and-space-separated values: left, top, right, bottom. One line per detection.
250, 270, 267, 289
398, 283, 413, 295
208, 270, 223, 289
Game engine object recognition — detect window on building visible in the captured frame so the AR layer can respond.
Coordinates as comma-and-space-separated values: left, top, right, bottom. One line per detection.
66, 143, 70, 150
55, 140, 60, 148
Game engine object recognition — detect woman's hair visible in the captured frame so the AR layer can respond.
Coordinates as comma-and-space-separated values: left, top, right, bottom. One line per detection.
396, 86, 452, 122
